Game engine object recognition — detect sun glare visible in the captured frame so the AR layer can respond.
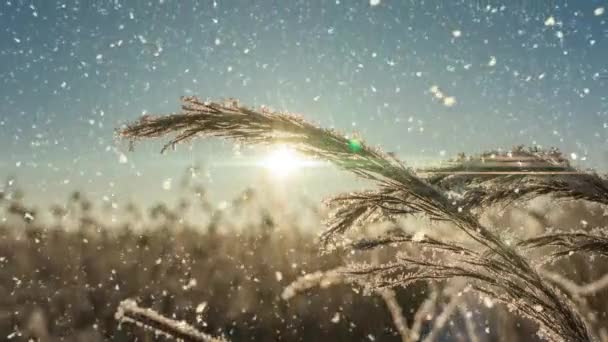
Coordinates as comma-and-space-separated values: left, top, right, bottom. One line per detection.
261, 146, 312, 177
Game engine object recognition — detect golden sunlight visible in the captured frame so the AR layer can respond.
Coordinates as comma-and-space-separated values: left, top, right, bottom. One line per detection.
260, 145, 315, 178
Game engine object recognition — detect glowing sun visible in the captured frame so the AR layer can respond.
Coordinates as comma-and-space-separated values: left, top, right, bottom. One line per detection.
260, 146, 316, 177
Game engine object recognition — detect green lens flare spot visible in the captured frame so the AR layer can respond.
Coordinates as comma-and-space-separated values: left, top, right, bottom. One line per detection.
348, 139, 363, 153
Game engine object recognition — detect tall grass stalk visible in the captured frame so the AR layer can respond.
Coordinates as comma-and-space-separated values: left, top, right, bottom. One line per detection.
115, 299, 227, 342
120, 97, 608, 341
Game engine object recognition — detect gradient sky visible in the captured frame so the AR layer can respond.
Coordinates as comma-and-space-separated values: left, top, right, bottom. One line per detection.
1, 0, 607, 207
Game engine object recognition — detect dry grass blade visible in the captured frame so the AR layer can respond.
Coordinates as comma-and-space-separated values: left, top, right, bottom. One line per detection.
540, 271, 608, 297
323, 189, 421, 244
425, 147, 608, 210
120, 97, 407, 181
538, 270, 608, 342
378, 289, 412, 342
518, 232, 608, 262
421, 287, 462, 342
282, 268, 415, 342
349, 229, 478, 257
409, 285, 440, 341
280, 269, 347, 300
459, 305, 481, 342
282, 268, 463, 342
388, 281, 466, 342
344, 251, 589, 342
115, 299, 227, 342
450, 174, 608, 212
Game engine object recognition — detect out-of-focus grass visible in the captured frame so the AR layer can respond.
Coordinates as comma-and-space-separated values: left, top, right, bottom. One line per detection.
1, 179, 607, 341
0, 186, 425, 341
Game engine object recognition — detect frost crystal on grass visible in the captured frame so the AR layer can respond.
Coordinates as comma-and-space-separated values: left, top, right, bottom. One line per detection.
115, 299, 226, 342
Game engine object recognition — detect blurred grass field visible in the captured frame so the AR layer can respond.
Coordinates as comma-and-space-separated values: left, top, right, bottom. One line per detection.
1, 178, 607, 341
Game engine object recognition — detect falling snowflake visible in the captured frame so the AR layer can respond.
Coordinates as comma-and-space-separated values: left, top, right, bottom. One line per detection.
488, 56, 497, 67
443, 96, 456, 107
331, 312, 341, 323
119, 153, 128, 164
196, 302, 207, 314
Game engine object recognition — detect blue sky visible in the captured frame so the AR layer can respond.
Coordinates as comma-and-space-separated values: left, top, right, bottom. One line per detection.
1, 0, 607, 207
